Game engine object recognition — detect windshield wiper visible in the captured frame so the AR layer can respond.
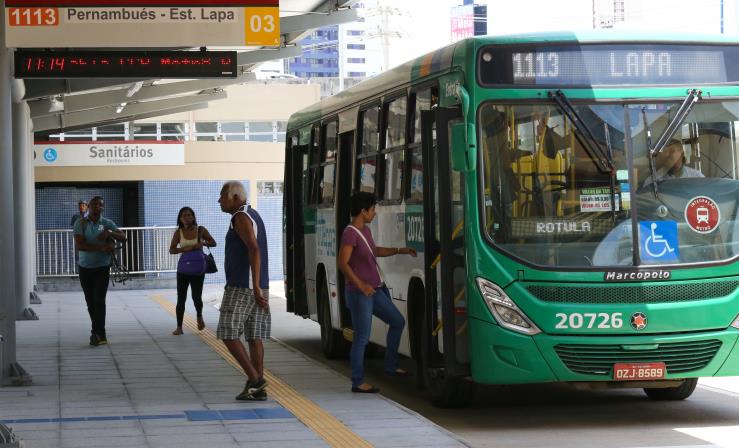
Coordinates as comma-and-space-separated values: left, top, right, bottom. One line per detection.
642, 89, 702, 196
650, 89, 702, 157
548, 90, 614, 173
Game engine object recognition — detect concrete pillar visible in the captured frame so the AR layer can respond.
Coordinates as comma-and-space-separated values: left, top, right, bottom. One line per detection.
0, 7, 19, 386
28, 111, 40, 305
12, 80, 37, 321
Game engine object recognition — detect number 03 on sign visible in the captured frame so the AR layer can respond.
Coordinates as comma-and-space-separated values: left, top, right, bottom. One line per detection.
245, 7, 279, 46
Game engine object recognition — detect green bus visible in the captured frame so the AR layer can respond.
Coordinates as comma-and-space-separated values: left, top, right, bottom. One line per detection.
283, 32, 739, 406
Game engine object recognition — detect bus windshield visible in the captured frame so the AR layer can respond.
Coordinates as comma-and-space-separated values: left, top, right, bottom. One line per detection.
480, 100, 739, 268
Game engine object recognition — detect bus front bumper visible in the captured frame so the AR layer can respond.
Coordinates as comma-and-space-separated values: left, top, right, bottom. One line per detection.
469, 318, 739, 384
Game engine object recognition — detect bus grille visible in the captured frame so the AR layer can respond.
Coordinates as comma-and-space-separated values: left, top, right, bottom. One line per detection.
526, 281, 739, 304
554, 340, 722, 376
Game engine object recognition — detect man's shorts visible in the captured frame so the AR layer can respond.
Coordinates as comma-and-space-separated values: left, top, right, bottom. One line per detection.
216, 286, 271, 341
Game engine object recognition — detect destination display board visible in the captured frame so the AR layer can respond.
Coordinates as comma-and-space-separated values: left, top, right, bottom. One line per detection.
5, 0, 279, 48
15, 50, 238, 78
479, 44, 739, 87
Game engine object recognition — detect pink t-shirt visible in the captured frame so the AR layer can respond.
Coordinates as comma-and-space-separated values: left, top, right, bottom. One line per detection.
341, 225, 382, 292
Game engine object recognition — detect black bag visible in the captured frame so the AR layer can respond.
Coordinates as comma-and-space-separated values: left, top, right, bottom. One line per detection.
205, 247, 218, 274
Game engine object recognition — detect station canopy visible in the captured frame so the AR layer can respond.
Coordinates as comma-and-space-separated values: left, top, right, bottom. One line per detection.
22, 0, 359, 133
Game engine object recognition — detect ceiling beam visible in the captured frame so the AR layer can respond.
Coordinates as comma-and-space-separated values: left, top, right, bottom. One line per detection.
23, 78, 150, 101
37, 103, 210, 134
29, 73, 256, 118
236, 45, 303, 66
283, 0, 360, 44
280, 8, 358, 36
33, 90, 226, 132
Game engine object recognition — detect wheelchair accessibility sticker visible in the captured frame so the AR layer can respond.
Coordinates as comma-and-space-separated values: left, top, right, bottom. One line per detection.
639, 221, 679, 262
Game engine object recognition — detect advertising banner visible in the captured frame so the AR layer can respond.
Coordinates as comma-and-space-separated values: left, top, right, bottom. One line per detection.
34, 141, 185, 167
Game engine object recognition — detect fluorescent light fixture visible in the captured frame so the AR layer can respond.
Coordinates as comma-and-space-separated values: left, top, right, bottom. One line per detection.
126, 81, 144, 98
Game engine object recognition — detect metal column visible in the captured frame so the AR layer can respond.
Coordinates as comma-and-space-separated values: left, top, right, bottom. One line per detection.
0, 7, 19, 386
12, 80, 37, 322
0, 9, 31, 387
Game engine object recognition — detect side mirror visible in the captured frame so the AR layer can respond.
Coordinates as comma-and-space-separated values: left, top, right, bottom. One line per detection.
451, 122, 477, 172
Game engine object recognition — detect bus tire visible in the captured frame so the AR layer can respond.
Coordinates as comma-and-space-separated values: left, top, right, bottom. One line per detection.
319, 281, 349, 359
420, 304, 473, 408
644, 378, 698, 401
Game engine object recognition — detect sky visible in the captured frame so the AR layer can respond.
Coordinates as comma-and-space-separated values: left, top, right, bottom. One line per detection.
376, 0, 736, 69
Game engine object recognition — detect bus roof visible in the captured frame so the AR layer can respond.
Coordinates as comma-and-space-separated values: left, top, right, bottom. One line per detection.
286, 31, 739, 133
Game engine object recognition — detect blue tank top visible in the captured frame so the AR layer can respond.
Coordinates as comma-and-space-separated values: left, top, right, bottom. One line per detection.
224, 206, 269, 289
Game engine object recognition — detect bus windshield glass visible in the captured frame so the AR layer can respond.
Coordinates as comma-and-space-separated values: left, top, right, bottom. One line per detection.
480, 100, 739, 267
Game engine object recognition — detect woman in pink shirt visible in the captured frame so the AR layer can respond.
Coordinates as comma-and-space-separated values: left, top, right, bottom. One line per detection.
338, 192, 417, 393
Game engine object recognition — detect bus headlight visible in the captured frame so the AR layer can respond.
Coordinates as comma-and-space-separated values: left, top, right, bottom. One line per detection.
476, 277, 541, 335
732, 314, 739, 329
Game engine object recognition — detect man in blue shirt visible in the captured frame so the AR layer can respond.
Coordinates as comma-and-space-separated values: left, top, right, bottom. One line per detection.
73, 196, 126, 346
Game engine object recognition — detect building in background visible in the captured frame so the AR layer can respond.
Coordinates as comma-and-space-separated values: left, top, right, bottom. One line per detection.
34, 81, 321, 285
451, 0, 487, 42
286, 1, 383, 96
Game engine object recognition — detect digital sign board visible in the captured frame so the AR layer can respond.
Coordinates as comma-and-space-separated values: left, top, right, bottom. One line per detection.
4, 0, 279, 47
14, 50, 237, 78
479, 44, 739, 86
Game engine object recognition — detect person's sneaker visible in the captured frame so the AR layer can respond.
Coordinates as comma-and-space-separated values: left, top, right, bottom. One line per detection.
97, 336, 108, 345
89, 333, 100, 346
235, 378, 267, 401
250, 388, 268, 401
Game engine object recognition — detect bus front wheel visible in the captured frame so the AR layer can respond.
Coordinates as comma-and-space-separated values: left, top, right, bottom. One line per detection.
319, 282, 349, 359
644, 378, 698, 401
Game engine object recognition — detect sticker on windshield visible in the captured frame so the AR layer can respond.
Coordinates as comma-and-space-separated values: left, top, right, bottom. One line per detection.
580, 188, 620, 212
639, 221, 679, 262
684, 196, 720, 234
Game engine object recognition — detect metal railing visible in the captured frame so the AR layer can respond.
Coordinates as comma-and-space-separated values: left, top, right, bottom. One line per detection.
36, 226, 179, 277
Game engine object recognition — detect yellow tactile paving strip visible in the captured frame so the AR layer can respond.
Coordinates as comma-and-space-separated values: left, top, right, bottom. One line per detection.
151, 294, 373, 448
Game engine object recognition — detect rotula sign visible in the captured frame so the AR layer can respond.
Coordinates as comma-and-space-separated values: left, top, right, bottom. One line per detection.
5, 0, 280, 48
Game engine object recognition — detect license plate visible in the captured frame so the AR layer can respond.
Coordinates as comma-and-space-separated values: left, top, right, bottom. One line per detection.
613, 362, 666, 381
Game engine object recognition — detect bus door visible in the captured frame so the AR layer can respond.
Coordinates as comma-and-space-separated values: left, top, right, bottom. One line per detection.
421, 108, 470, 381
335, 130, 355, 327
286, 136, 310, 316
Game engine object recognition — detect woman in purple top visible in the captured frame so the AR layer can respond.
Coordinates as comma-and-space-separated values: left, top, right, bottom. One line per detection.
338, 192, 417, 393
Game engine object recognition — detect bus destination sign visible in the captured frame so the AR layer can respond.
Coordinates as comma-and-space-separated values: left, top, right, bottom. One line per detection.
4, 0, 279, 48
479, 44, 739, 86
14, 50, 238, 78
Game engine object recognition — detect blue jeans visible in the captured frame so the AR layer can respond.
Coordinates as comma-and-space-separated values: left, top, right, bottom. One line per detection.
345, 287, 405, 388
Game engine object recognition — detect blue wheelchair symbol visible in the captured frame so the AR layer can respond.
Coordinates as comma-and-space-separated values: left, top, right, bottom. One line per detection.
43, 148, 58, 163
639, 221, 679, 262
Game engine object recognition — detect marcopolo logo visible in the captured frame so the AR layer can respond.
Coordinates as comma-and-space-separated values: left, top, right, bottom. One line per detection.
43, 147, 58, 163
604, 270, 671, 282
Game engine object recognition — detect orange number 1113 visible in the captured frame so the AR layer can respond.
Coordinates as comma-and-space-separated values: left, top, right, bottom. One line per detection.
9, 7, 59, 26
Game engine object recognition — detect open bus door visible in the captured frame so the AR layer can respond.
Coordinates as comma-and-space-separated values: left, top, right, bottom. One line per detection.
285, 136, 310, 316
419, 108, 473, 407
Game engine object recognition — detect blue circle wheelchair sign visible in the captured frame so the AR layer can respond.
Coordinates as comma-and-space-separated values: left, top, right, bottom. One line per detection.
43, 148, 58, 163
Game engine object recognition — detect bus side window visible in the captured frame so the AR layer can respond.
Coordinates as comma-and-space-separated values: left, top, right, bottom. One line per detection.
381, 95, 407, 201
320, 120, 338, 205
407, 87, 435, 202
299, 126, 312, 205
357, 106, 380, 193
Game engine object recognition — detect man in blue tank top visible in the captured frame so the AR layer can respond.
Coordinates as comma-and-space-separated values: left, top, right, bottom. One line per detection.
216, 181, 269, 401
